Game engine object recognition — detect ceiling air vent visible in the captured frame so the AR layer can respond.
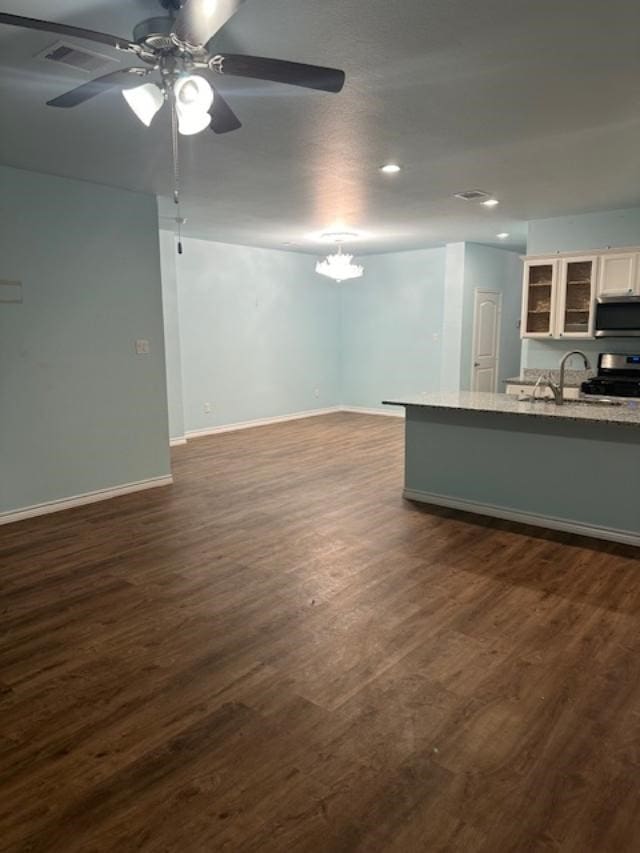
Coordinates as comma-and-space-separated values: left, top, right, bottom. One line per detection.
454, 189, 491, 202
36, 41, 119, 74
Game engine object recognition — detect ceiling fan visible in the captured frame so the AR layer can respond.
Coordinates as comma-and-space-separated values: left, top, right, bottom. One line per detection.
0, 0, 346, 134
1, 0, 345, 252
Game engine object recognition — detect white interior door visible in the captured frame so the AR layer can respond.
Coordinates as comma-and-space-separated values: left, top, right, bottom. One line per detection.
471, 290, 502, 392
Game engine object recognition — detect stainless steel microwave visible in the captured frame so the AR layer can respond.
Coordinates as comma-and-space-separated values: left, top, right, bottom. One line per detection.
595, 295, 640, 337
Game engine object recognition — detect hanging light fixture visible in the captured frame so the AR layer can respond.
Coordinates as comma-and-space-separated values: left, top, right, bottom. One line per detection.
315, 233, 364, 282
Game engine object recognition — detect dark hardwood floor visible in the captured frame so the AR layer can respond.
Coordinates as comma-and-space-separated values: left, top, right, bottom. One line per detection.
2, 412, 640, 852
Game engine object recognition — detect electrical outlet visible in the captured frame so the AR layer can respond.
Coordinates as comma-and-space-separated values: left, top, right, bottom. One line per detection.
204, 402, 211, 414
135, 339, 150, 355
432, 332, 440, 342
314, 388, 320, 399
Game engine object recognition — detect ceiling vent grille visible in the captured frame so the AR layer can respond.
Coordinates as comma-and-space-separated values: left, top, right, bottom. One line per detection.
36, 41, 119, 74
454, 189, 491, 202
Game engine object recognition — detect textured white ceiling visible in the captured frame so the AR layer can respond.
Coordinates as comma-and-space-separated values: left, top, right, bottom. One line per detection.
2, 0, 640, 254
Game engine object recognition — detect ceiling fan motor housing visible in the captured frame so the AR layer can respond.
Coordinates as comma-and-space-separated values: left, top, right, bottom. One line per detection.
159, 0, 184, 12
133, 16, 175, 47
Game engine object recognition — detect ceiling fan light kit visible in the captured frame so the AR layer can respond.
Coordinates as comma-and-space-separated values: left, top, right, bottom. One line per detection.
1, 0, 346, 254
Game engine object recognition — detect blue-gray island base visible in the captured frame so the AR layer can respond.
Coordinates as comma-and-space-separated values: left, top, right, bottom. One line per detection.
383, 392, 640, 547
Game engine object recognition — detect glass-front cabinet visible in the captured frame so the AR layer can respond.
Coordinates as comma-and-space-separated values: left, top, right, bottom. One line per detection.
556, 256, 597, 338
521, 260, 558, 338
521, 256, 598, 340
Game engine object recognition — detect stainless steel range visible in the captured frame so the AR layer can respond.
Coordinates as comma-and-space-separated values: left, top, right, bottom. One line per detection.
581, 353, 640, 398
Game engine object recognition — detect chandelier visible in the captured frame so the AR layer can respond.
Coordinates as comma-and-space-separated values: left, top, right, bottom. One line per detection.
315, 235, 364, 282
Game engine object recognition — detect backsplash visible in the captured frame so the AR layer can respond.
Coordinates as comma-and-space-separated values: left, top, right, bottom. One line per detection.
521, 339, 640, 371
521, 367, 593, 387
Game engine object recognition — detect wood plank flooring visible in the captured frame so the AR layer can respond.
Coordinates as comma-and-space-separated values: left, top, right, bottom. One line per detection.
1, 412, 640, 851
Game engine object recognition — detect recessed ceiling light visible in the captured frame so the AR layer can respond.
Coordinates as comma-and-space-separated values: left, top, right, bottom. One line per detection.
497, 232, 510, 240
482, 198, 500, 207
380, 163, 402, 174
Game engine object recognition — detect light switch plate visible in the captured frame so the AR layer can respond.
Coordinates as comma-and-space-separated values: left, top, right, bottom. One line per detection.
135, 339, 150, 355
0, 280, 23, 303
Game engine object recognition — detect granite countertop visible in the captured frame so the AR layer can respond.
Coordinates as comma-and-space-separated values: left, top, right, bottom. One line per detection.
382, 391, 640, 426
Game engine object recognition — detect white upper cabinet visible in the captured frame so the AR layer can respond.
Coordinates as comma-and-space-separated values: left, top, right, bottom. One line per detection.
521, 256, 597, 340
521, 260, 558, 338
521, 247, 640, 340
597, 253, 639, 296
556, 256, 598, 338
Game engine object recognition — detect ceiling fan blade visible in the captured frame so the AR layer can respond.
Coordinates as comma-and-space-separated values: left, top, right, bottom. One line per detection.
47, 69, 148, 108
0, 12, 136, 52
209, 87, 242, 134
215, 54, 345, 93
173, 0, 245, 49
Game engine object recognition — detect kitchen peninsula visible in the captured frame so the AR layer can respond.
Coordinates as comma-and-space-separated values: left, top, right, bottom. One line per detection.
383, 392, 640, 546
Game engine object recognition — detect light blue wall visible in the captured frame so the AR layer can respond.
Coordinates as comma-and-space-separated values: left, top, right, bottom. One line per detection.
528, 207, 640, 255
0, 166, 170, 515
524, 206, 640, 369
165, 240, 521, 421
461, 244, 523, 388
159, 231, 186, 440
340, 248, 446, 410
173, 236, 340, 432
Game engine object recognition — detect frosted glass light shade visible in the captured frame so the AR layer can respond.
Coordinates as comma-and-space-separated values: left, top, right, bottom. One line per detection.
174, 75, 214, 111
174, 75, 214, 136
177, 108, 212, 136
122, 83, 164, 127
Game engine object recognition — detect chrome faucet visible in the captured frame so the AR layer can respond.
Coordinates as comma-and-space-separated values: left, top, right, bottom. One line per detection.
547, 351, 591, 405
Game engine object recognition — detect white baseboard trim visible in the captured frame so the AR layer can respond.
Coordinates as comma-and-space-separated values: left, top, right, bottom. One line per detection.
0, 475, 173, 526
169, 437, 188, 446
341, 406, 405, 418
184, 405, 407, 441
185, 407, 342, 440
403, 488, 640, 548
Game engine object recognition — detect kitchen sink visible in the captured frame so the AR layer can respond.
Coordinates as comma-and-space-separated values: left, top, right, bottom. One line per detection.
572, 398, 626, 407
517, 395, 626, 407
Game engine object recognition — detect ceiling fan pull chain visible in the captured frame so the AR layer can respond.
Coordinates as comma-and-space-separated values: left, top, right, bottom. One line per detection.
170, 92, 184, 255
